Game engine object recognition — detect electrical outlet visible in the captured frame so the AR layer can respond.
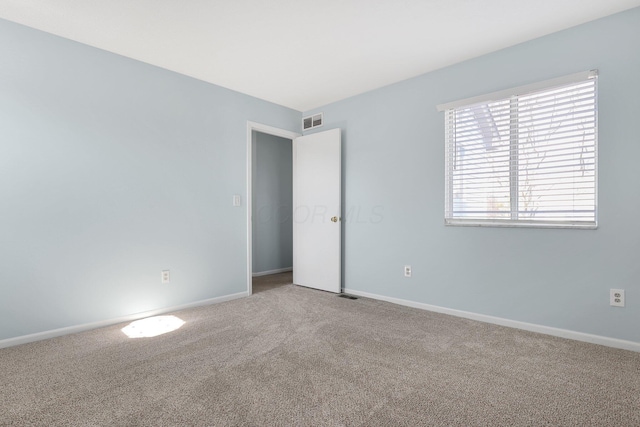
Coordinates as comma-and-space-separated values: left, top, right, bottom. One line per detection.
404, 265, 412, 278
161, 270, 170, 284
610, 289, 624, 307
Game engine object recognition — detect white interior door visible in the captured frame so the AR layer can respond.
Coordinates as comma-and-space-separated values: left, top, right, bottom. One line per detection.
293, 128, 341, 293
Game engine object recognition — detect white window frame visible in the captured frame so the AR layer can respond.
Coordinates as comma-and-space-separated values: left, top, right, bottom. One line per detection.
437, 71, 598, 229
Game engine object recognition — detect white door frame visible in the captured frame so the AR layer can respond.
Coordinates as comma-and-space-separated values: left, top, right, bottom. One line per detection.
246, 121, 301, 295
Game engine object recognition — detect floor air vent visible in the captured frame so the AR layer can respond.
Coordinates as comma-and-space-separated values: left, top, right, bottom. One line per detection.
302, 113, 323, 130
338, 294, 358, 300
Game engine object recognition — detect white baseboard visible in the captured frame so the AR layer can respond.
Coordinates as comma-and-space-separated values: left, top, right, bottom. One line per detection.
0, 291, 248, 349
252, 267, 292, 277
344, 288, 640, 353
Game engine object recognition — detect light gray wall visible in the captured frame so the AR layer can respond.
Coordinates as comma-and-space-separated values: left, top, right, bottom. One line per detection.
251, 131, 293, 274
304, 8, 640, 343
0, 19, 300, 341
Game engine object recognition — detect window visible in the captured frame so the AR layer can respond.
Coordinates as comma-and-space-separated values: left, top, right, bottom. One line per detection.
438, 71, 598, 228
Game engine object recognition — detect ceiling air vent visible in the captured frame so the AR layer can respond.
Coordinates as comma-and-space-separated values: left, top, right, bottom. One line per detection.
302, 113, 323, 130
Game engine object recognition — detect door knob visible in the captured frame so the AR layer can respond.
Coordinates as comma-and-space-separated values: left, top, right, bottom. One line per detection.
331, 216, 339, 223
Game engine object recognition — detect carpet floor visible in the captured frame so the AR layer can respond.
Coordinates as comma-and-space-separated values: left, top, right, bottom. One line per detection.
1, 284, 639, 426
252, 271, 292, 294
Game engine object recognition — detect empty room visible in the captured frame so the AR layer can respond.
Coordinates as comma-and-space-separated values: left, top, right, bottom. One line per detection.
2, 1, 640, 425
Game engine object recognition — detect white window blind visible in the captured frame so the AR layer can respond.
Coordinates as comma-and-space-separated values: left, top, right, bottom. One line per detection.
441, 71, 598, 228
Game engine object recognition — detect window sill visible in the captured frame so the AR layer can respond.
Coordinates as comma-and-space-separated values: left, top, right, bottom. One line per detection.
444, 218, 598, 230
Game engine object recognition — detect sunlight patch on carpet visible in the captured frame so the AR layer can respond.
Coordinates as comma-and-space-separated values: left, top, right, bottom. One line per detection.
121, 315, 185, 338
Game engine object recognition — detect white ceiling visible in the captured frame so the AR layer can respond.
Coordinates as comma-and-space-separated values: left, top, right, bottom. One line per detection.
1, 0, 639, 111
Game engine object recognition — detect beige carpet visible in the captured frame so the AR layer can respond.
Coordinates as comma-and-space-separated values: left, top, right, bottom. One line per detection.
252, 271, 292, 294
1, 284, 639, 426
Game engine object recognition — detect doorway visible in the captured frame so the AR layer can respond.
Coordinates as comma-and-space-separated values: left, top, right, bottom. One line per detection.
246, 122, 300, 295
